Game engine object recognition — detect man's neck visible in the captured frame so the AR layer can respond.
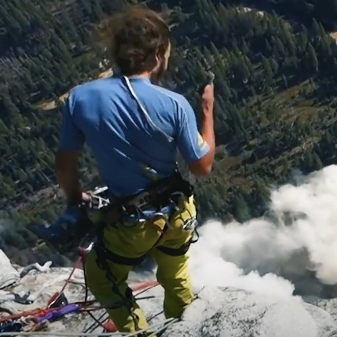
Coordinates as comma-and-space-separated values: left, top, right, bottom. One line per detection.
128, 71, 151, 79
126, 71, 161, 85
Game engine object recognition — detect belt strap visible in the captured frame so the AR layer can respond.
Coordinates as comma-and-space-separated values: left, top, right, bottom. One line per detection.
155, 229, 199, 257
156, 243, 190, 256
94, 244, 147, 266
118, 171, 193, 212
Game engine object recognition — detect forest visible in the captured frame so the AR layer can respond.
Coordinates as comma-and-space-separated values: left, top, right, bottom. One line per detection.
1, 0, 337, 265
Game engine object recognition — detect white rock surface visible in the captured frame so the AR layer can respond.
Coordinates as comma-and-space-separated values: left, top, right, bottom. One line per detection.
0, 250, 20, 289
0, 251, 337, 337
161, 287, 337, 337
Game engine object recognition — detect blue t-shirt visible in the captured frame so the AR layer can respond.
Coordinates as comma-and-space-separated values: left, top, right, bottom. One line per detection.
58, 75, 210, 199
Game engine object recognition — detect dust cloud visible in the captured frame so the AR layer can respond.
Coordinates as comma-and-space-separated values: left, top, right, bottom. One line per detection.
189, 165, 337, 299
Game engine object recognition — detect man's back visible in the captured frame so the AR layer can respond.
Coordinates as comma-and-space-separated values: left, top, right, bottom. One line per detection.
60, 75, 203, 199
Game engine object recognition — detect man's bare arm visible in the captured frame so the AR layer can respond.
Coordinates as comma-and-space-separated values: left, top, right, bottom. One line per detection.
189, 85, 215, 175
55, 150, 83, 203
176, 84, 215, 177
187, 84, 215, 176
56, 94, 86, 203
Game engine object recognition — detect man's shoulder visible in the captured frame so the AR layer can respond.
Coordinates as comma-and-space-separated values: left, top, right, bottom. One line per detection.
145, 83, 191, 110
70, 77, 117, 100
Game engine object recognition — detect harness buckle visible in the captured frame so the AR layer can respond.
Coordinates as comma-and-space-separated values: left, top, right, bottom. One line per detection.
183, 217, 198, 231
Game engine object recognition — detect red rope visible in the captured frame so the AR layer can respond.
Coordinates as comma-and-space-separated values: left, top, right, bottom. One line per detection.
0, 247, 159, 333
0, 253, 84, 323
47, 255, 83, 309
133, 280, 159, 293
0, 307, 58, 324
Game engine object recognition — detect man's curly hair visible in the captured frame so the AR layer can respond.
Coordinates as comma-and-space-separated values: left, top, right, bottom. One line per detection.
101, 5, 171, 76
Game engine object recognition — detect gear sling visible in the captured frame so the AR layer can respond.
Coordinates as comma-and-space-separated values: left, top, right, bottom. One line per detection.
83, 76, 199, 335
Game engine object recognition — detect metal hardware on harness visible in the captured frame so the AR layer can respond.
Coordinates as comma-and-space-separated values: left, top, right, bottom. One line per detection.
83, 193, 110, 212
183, 217, 197, 231
122, 190, 151, 210
106, 172, 193, 226
83, 193, 110, 224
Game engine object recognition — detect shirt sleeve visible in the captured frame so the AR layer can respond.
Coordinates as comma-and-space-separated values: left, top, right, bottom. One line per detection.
176, 97, 210, 163
58, 94, 85, 152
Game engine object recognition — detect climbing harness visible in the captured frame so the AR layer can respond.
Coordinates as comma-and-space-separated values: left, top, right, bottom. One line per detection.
5, 180, 196, 335
27, 168, 199, 336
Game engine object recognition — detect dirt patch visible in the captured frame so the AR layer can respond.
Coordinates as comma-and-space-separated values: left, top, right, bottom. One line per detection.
38, 92, 70, 111
37, 68, 113, 111
217, 155, 244, 171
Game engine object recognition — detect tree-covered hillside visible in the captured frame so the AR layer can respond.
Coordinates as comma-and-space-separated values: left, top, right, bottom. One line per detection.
1, 0, 337, 265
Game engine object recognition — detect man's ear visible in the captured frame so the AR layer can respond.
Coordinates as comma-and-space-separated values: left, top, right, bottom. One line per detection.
149, 54, 162, 84
153, 54, 161, 71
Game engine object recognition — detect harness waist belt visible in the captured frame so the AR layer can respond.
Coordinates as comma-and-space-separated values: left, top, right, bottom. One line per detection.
110, 171, 194, 215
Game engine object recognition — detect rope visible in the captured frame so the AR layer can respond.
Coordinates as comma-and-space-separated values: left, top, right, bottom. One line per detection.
0, 308, 57, 324
83, 312, 108, 334
93, 228, 142, 331
0, 226, 168, 336
0, 253, 87, 324
78, 250, 107, 331
57, 256, 83, 297
132, 281, 159, 294
0, 318, 178, 336
0, 250, 162, 333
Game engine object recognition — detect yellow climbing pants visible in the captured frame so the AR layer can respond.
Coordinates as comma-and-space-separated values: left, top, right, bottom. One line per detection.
84, 195, 196, 334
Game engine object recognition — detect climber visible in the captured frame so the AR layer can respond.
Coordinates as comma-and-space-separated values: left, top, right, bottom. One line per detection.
55, 4, 215, 336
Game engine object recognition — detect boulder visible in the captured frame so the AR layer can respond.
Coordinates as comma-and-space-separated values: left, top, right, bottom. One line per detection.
0, 250, 20, 289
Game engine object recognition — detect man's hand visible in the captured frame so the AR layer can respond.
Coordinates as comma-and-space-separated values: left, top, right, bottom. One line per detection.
67, 191, 92, 207
191, 81, 215, 176
81, 192, 92, 202
77, 191, 92, 204
202, 84, 214, 117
